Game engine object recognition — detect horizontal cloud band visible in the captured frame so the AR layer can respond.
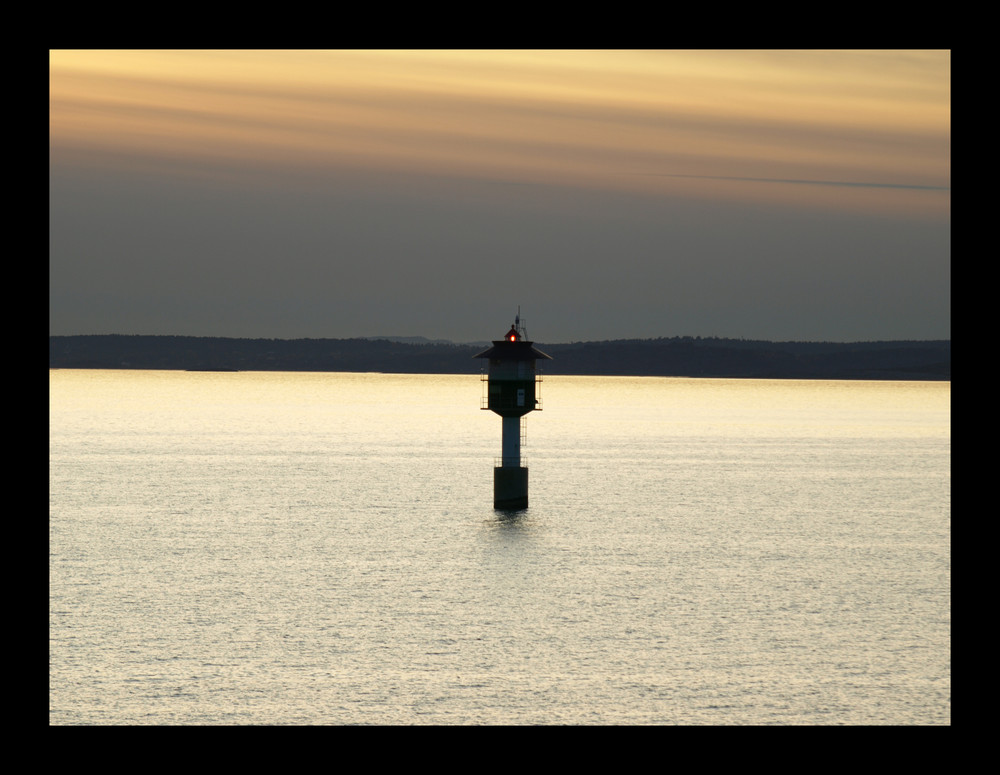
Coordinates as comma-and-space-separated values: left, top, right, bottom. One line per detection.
652, 173, 949, 192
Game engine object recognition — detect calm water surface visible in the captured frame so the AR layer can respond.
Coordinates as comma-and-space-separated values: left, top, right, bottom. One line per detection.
49, 370, 950, 725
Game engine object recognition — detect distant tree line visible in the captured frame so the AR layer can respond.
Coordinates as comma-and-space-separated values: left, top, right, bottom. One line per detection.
49, 334, 950, 380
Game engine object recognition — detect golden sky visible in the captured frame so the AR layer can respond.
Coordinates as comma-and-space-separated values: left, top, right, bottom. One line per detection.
50, 50, 950, 215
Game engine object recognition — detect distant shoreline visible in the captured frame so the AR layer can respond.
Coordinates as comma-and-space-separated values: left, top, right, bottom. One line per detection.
50, 334, 950, 381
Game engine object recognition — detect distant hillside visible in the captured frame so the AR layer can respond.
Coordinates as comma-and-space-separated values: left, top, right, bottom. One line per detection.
49, 335, 950, 380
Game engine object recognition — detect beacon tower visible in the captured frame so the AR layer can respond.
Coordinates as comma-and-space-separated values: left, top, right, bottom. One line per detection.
475, 312, 552, 510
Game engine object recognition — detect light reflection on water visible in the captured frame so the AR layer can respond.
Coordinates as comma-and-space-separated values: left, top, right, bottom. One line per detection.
50, 370, 949, 725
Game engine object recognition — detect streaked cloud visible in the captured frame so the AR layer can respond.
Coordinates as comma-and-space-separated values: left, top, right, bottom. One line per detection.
653, 173, 950, 191
50, 50, 950, 213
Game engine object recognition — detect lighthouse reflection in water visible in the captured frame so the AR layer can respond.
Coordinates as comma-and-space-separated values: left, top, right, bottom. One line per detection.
474, 314, 552, 510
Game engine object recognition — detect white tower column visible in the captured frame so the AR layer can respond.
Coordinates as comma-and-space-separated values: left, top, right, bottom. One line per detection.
501, 416, 520, 467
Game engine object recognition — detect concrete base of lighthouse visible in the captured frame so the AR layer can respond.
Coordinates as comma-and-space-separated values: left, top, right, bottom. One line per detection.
494, 466, 529, 510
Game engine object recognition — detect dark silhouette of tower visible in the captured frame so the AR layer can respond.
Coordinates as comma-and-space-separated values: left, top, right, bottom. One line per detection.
474, 312, 552, 509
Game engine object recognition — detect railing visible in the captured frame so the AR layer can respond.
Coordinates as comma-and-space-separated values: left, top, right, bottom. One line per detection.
494, 457, 527, 468
480, 396, 543, 411
480, 372, 544, 410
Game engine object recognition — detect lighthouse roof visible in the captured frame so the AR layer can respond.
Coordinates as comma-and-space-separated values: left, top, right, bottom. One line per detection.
473, 340, 552, 361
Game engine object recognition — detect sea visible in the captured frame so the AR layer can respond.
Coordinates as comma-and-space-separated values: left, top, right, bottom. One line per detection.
49, 369, 950, 725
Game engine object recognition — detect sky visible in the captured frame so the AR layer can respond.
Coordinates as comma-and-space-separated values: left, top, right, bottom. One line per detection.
50, 50, 950, 344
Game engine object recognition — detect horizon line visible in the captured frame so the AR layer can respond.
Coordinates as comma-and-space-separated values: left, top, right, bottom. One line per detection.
49, 332, 952, 345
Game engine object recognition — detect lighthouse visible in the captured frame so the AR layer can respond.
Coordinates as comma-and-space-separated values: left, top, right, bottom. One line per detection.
474, 312, 552, 510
